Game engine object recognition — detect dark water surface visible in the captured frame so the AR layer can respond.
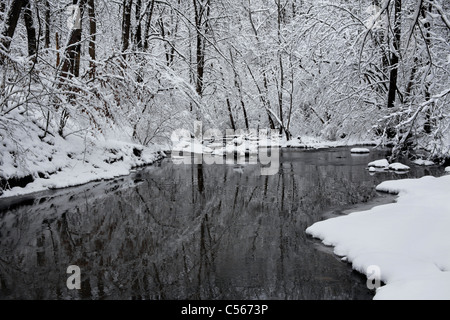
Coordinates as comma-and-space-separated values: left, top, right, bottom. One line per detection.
0, 147, 445, 300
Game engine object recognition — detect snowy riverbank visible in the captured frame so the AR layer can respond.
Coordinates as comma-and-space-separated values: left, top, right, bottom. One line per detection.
0, 119, 166, 199
306, 174, 450, 300
172, 132, 380, 155
1, 127, 376, 199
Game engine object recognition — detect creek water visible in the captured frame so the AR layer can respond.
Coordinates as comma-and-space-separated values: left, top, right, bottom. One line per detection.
0, 147, 445, 300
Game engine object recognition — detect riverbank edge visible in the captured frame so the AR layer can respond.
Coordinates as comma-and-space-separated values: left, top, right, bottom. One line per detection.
306, 174, 450, 300
2, 137, 445, 202
0, 143, 167, 200
0, 139, 378, 201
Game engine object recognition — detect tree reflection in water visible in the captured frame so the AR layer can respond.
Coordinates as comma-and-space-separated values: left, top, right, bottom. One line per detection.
0, 148, 443, 300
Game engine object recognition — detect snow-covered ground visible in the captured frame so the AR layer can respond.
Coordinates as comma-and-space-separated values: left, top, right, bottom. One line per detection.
283, 136, 378, 149
2, 125, 376, 199
306, 175, 450, 300
0, 114, 165, 199
172, 134, 378, 156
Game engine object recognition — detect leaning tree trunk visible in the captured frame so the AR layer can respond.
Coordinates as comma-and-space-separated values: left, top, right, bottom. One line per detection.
0, 0, 24, 64
1, 0, 37, 63
56, 0, 87, 137
59, 0, 87, 80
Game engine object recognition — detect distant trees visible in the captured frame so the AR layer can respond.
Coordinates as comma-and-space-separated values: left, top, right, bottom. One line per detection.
0, 0, 449, 160
369, 0, 450, 159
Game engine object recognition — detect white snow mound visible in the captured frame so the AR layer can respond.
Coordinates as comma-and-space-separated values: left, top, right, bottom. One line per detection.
388, 163, 410, 171
368, 159, 389, 168
306, 175, 450, 300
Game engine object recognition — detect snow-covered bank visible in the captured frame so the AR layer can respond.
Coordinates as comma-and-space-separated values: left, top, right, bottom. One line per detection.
172, 133, 378, 156
306, 175, 450, 300
0, 119, 166, 199
283, 136, 378, 150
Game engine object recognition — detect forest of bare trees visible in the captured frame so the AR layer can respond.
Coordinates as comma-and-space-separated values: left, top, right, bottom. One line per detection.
1, 0, 449, 162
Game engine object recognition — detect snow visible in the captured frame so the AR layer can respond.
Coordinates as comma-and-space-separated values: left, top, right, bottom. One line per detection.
306, 175, 450, 300
388, 163, 411, 172
174, 134, 378, 154
445, 167, 450, 173
283, 136, 378, 150
368, 159, 390, 168
351, 148, 371, 154
367, 159, 410, 172
413, 159, 435, 166
172, 135, 378, 160
172, 135, 268, 158
0, 113, 165, 199
173, 140, 213, 155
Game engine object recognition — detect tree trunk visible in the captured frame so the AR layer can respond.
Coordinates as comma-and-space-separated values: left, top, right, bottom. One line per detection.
387, 0, 402, 109
44, 0, 50, 48
61, 29, 81, 78
277, 0, 284, 135
193, 0, 210, 97
88, 0, 96, 79
73, 0, 85, 78
247, 0, 275, 129
143, 0, 155, 50
372, 0, 389, 73
226, 98, 236, 131
421, 3, 434, 134
0, 0, 24, 63
59, 0, 86, 81
121, 0, 133, 53
134, 0, 142, 49
0, 0, 5, 17
263, 74, 276, 130
55, 32, 60, 67
22, 0, 36, 59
